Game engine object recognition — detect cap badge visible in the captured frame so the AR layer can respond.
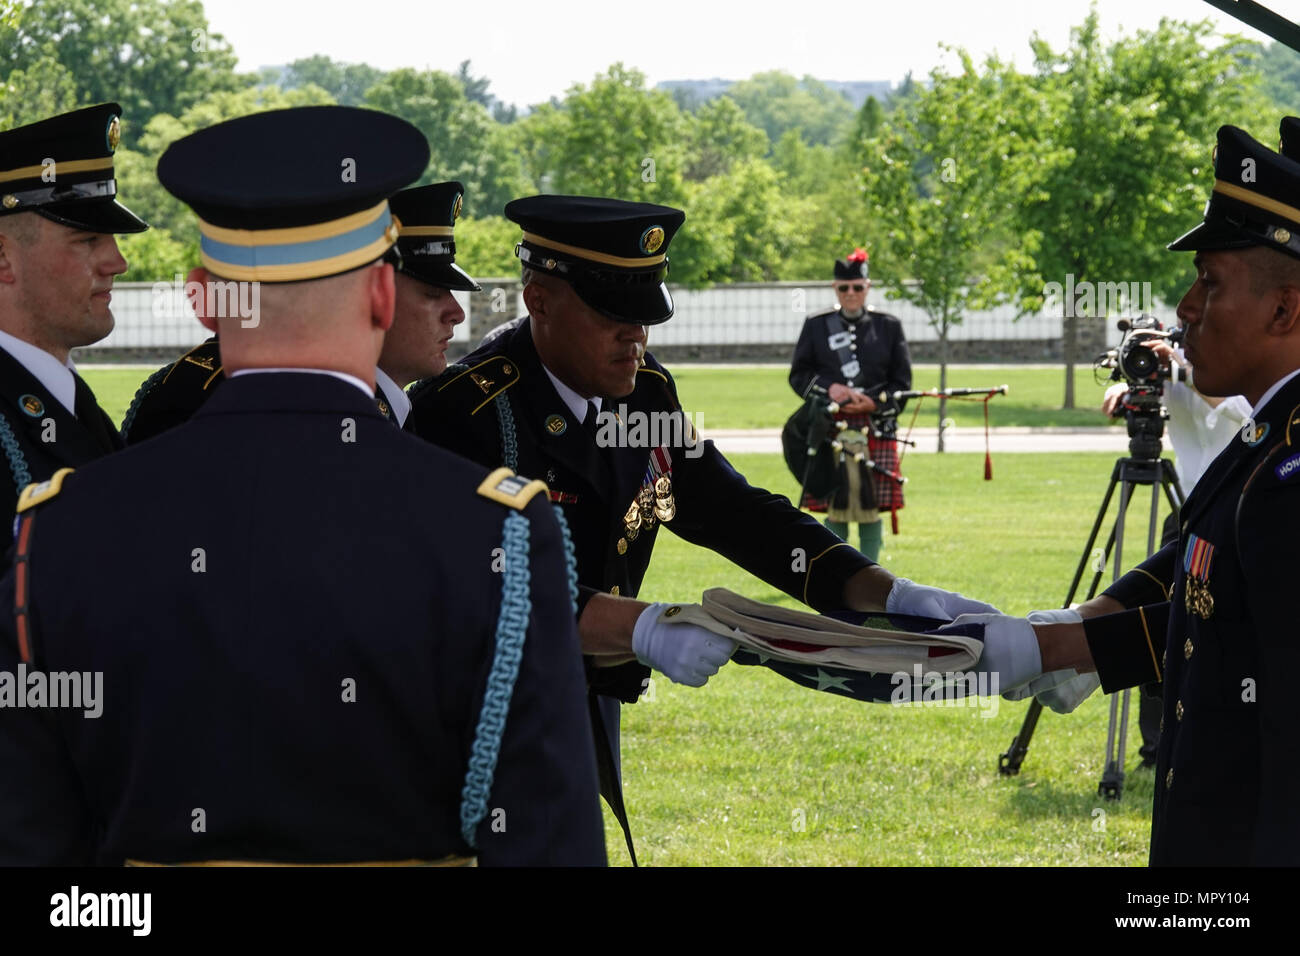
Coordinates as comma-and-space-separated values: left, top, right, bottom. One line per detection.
2, 195, 17, 210
19, 394, 44, 417
1275, 228, 1293, 244
452, 193, 463, 222
545, 414, 567, 436
640, 226, 665, 255
106, 115, 121, 153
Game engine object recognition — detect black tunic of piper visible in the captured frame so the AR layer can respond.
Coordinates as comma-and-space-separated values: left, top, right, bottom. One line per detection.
0, 372, 605, 866
409, 317, 877, 702
789, 307, 912, 401
1082, 371, 1300, 866
0, 344, 122, 520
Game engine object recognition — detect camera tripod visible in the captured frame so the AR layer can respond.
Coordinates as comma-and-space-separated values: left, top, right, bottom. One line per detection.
998, 409, 1185, 799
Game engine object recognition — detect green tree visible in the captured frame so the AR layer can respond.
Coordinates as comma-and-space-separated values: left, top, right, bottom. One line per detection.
516, 64, 689, 204
0, 51, 80, 127
110, 84, 336, 278
364, 68, 530, 216
455, 215, 525, 279
727, 71, 856, 148
679, 158, 818, 284
277, 55, 386, 107
684, 96, 768, 181
0, 0, 249, 123
1255, 40, 1300, 111
1025, 10, 1271, 407
861, 51, 1047, 449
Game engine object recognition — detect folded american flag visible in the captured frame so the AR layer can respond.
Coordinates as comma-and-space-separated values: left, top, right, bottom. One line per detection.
662, 589, 990, 703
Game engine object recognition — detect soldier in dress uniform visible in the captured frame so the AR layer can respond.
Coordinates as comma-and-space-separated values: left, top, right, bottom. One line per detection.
0, 104, 147, 517
789, 249, 911, 561
1015, 123, 1300, 865
0, 106, 605, 866
408, 195, 1032, 862
120, 181, 476, 439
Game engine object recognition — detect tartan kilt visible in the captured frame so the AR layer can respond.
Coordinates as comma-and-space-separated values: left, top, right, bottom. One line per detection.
800, 412, 905, 513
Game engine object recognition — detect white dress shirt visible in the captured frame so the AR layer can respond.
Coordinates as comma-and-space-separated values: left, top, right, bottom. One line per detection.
0, 328, 78, 416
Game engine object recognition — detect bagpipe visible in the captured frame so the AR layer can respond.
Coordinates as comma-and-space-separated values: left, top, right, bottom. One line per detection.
782, 384, 1009, 531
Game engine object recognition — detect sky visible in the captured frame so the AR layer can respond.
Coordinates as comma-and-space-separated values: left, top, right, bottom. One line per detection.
197, 0, 1300, 108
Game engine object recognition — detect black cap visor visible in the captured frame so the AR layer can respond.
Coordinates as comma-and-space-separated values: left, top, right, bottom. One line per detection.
571, 278, 674, 325
398, 258, 481, 292
36, 198, 148, 234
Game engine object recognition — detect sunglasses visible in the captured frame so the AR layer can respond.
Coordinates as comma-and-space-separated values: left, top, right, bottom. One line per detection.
836, 283, 866, 293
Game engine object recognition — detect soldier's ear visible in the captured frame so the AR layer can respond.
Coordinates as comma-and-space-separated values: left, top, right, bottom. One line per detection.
522, 279, 548, 321
186, 267, 219, 333
368, 260, 396, 333
1269, 282, 1300, 336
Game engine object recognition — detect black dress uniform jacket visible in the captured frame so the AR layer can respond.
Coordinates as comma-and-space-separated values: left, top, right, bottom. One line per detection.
1085, 372, 1300, 865
411, 318, 877, 702
0, 372, 605, 866
121, 337, 407, 442
0, 344, 122, 517
789, 308, 912, 399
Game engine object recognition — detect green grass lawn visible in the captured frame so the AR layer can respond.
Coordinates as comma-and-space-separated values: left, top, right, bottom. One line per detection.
84, 363, 1120, 435
669, 365, 1121, 430
617, 451, 1171, 866
81, 365, 157, 428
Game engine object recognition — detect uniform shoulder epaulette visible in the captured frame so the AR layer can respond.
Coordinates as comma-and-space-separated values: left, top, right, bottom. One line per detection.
164, 339, 224, 390
635, 363, 669, 386
477, 467, 549, 511
434, 355, 521, 415
16, 467, 74, 513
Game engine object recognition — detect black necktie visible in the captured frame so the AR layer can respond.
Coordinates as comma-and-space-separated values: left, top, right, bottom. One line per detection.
582, 400, 601, 444
73, 373, 120, 453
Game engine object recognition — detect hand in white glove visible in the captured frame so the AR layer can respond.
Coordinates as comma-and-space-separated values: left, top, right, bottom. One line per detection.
1003, 607, 1100, 713
886, 578, 1001, 621
944, 612, 1042, 693
633, 602, 738, 687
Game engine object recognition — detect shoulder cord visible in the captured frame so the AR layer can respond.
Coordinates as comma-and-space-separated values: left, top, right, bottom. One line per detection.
493, 388, 577, 612
0, 412, 32, 492
118, 362, 172, 441
459, 509, 531, 847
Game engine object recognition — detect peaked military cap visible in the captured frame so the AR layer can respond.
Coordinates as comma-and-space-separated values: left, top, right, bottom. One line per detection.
1169, 125, 1300, 260
0, 103, 147, 233
387, 181, 480, 291
833, 248, 869, 280
157, 106, 429, 283
505, 194, 685, 325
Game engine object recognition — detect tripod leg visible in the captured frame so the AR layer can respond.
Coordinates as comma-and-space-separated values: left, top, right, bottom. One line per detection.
999, 699, 1042, 776
1000, 463, 1125, 776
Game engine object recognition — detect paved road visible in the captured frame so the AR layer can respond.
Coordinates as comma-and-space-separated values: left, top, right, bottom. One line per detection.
707, 426, 1134, 455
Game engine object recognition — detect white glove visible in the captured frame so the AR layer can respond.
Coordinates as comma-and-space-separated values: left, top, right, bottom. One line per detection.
947, 612, 1042, 693
1000, 608, 1101, 713
633, 602, 738, 688
886, 578, 1001, 621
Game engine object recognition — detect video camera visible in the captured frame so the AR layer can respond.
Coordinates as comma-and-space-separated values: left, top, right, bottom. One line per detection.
1096, 315, 1188, 392
1094, 315, 1186, 460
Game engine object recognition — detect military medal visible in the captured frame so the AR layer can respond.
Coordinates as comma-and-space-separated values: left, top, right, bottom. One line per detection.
653, 474, 675, 521
638, 484, 657, 526
645, 447, 676, 524
623, 500, 642, 541
1182, 534, 1216, 619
